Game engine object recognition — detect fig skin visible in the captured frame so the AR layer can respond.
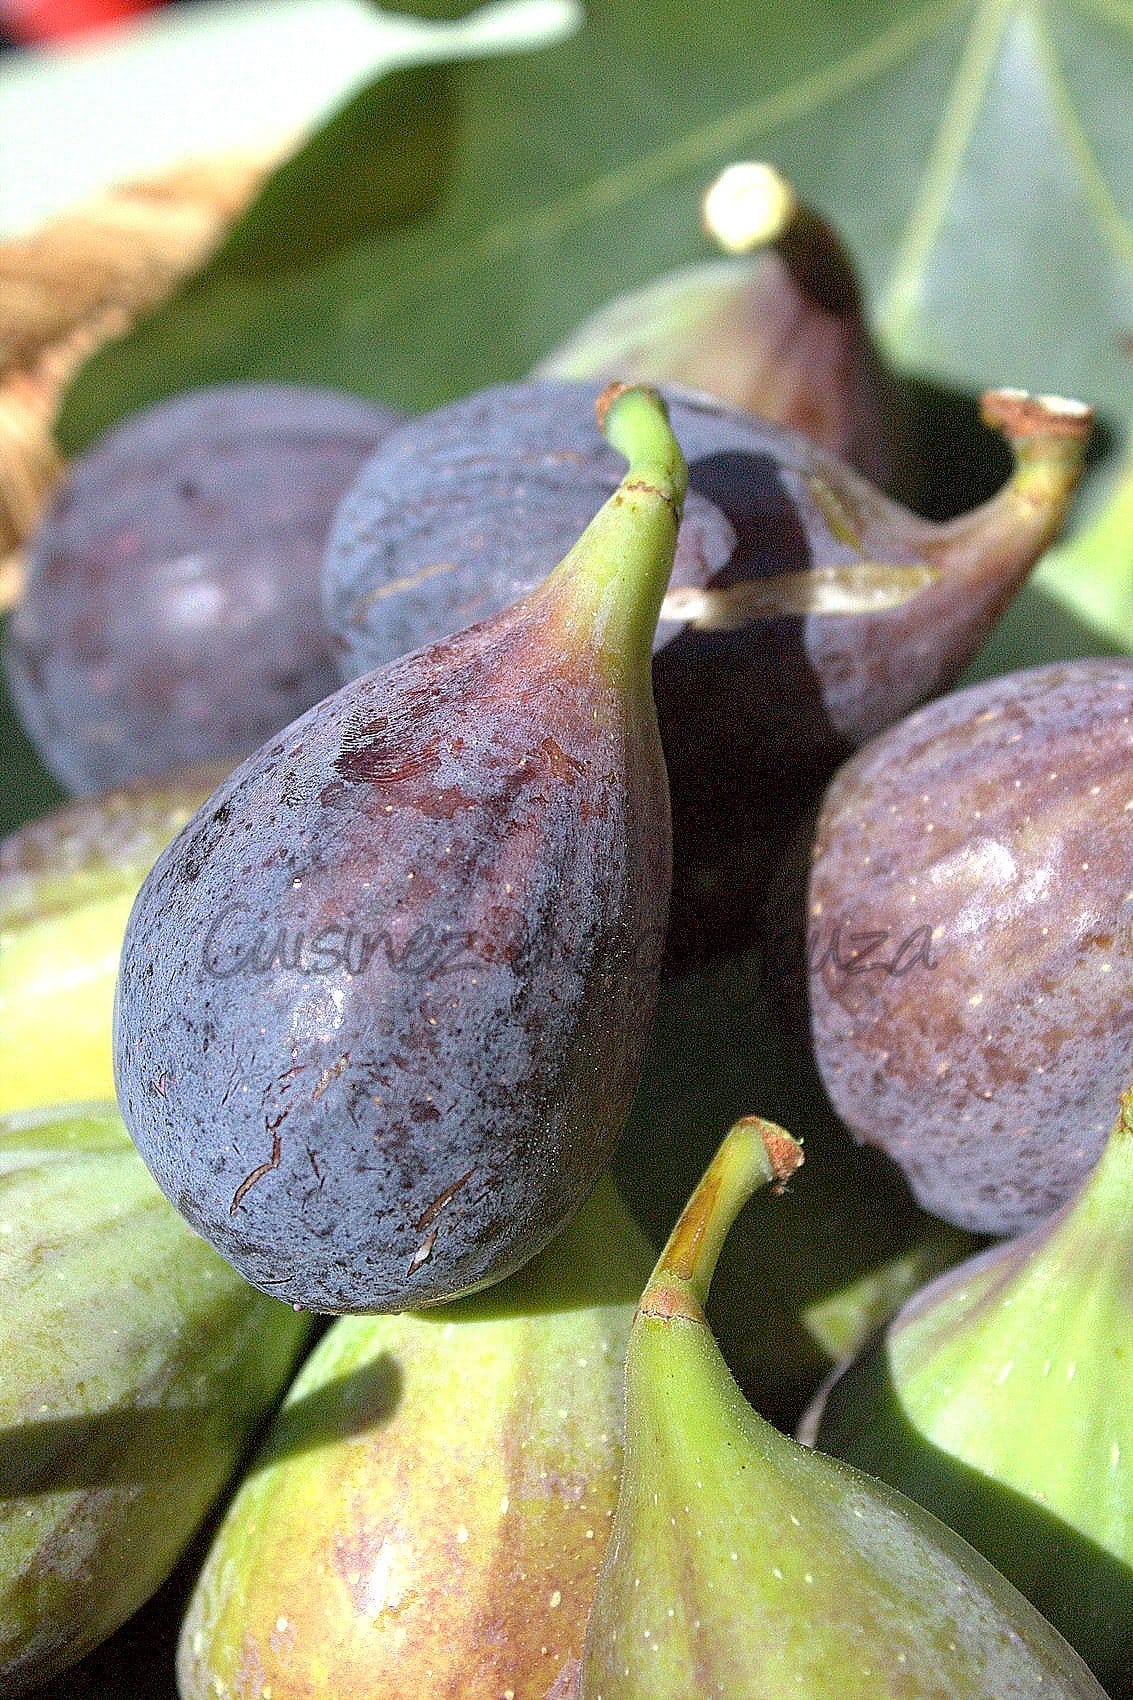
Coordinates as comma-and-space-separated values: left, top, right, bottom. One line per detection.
3, 384, 401, 794
0, 1102, 311, 1696
177, 1177, 652, 1700
324, 379, 1091, 861
114, 386, 684, 1313
801, 1088, 1133, 1695
580, 1118, 1105, 1700
0, 764, 226, 1114
803, 655, 1133, 1234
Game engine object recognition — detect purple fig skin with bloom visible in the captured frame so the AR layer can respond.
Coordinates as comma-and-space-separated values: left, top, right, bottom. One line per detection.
805, 655, 1133, 1234
113, 386, 684, 1313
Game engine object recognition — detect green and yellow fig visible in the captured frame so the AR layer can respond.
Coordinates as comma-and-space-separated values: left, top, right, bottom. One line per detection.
582, 1117, 1105, 1699
0, 765, 225, 1114
802, 1085, 1133, 1694
178, 1177, 653, 1700
0, 1101, 311, 1695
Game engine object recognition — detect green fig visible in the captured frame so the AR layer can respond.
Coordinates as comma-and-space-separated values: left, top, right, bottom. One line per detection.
802, 1085, 1133, 1694
0, 1101, 311, 1695
535, 162, 904, 492
0, 764, 225, 1114
177, 1177, 653, 1700
582, 1117, 1106, 1699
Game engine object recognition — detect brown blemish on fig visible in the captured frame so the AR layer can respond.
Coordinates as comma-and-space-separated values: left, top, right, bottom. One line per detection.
413, 1167, 475, 1233
231, 1129, 282, 1213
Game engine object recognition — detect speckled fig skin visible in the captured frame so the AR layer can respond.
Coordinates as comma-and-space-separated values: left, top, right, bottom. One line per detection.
114, 388, 680, 1312
804, 657, 1133, 1234
177, 1177, 652, 1700
4, 384, 401, 793
325, 381, 1090, 833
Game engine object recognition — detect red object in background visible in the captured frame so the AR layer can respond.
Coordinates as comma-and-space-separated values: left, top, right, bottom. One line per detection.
1, 0, 159, 41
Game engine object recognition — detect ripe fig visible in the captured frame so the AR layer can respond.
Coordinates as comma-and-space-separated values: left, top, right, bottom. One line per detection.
324, 378, 1091, 937
802, 655, 1133, 1233
536, 161, 903, 491
115, 384, 684, 1312
802, 1085, 1133, 1694
581, 1117, 1106, 1700
0, 764, 225, 1114
3, 384, 400, 793
178, 1176, 652, 1700
0, 1101, 311, 1696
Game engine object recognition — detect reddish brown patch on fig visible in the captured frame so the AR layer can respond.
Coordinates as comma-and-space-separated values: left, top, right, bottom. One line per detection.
746, 1119, 805, 1189
594, 381, 632, 430
980, 388, 1093, 442
638, 1280, 706, 1325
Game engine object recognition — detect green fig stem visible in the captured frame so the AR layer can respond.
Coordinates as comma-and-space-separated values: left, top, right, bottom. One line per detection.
641, 1115, 803, 1323
539, 383, 687, 683
918, 388, 1093, 569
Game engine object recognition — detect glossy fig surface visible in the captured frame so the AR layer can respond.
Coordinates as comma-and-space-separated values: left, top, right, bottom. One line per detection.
803, 1085, 1133, 1694
115, 385, 684, 1312
0, 1101, 310, 1696
0, 764, 225, 1114
325, 379, 1090, 828
804, 656, 1133, 1233
4, 384, 400, 793
582, 1118, 1106, 1700
536, 161, 903, 491
179, 1177, 652, 1700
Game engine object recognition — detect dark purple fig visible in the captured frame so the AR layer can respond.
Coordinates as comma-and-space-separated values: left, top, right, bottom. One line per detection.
801, 1085, 1133, 1694
537, 161, 903, 491
114, 385, 684, 1313
3, 384, 401, 794
802, 655, 1133, 1234
324, 380, 1090, 961
325, 383, 1090, 804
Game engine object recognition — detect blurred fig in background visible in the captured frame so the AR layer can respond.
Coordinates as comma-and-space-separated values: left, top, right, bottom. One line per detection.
3, 384, 401, 794
0, 1102, 311, 1697
536, 161, 906, 493
800, 655, 1133, 1234
178, 1177, 652, 1700
0, 763, 225, 1115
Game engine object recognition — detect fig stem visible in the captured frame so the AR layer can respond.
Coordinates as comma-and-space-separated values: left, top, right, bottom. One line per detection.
641, 1116, 802, 1322
915, 388, 1093, 571
541, 383, 687, 681
700, 161, 862, 316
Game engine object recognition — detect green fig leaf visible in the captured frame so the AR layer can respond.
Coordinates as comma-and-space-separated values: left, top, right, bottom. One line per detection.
9, 0, 1133, 825
58, 0, 1133, 478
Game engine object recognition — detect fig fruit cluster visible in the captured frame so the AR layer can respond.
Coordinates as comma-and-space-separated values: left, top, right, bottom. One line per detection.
1, 162, 1129, 1699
